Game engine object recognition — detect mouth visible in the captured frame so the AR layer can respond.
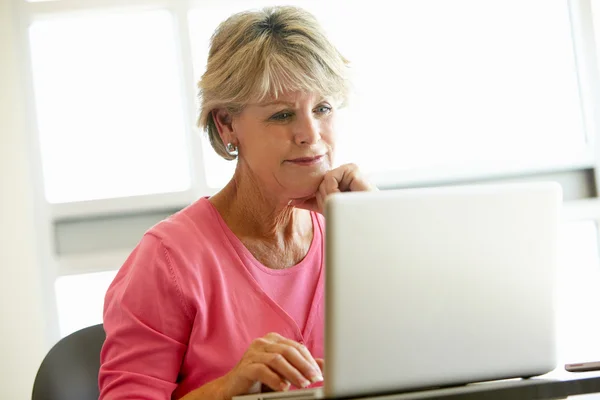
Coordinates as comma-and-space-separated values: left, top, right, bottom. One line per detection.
285, 155, 325, 166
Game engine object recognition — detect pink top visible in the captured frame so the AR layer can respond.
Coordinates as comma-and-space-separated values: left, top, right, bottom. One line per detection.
99, 198, 325, 400
220, 212, 322, 330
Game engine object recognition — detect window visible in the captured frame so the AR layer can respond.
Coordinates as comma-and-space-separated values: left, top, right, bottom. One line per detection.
25, 0, 592, 202
189, 0, 590, 188
29, 9, 191, 203
55, 270, 118, 337
556, 221, 600, 365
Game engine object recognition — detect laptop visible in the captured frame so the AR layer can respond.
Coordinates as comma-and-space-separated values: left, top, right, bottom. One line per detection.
234, 182, 561, 400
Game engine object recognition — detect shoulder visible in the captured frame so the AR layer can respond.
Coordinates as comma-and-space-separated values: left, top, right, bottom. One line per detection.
147, 197, 226, 252
141, 197, 235, 281
107, 198, 232, 318
116, 197, 231, 283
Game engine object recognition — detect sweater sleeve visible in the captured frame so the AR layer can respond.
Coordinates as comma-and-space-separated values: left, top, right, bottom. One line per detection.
99, 233, 194, 400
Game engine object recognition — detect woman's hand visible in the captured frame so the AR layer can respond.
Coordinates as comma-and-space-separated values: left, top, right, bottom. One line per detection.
219, 332, 324, 398
291, 163, 377, 214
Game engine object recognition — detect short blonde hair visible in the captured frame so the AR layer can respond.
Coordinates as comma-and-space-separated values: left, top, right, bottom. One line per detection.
197, 6, 350, 160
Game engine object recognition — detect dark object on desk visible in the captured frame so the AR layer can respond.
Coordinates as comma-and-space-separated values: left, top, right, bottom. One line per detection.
32, 323, 105, 400
565, 361, 600, 372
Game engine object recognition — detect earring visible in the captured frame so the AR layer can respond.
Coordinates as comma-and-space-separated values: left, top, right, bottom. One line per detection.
226, 142, 238, 157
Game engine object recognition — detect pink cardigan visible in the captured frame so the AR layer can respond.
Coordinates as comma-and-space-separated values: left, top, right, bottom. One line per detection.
99, 198, 325, 399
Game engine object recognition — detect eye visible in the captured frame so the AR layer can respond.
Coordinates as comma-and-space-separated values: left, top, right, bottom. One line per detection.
270, 111, 294, 121
314, 105, 332, 115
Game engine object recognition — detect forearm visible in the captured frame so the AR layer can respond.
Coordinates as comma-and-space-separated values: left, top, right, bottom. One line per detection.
179, 376, 229, 400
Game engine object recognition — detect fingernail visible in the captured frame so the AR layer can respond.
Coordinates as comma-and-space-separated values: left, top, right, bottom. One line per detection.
280, 381, 291, 391
310, 374, 324, 384
300, 379, 311, 388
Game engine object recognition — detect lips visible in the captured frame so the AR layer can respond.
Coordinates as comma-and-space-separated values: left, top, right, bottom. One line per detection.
286, 155, 324, 165
289, 155, 323, 162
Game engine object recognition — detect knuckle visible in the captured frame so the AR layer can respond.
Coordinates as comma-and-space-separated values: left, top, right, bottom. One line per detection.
297, 343, 309, 353
265, 332, 282, 340
325, 170, 337, 180
268, 353, 285, 365
240, 350, 253, 361
281, 346, 296, 358
291, 341, 305, 351
253, 337, 268, 347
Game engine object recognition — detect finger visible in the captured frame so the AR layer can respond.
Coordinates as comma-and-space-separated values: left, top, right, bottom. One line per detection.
328, 165, 354, 193
327, 164, 373, 193
319, 176, 336, 200
260, 381, 290, 394
267, 340, 322, 381
268, 335, 321, 369
256, 351, 314, 389
315, 358, 325, 375
244, 362, 290, 392
265, 342, 322, 384
324, 173, 341, 194
310, 177, 336, 214
263, 332, 285, 342
337, 164, 364, 192
292, 176, 335, 213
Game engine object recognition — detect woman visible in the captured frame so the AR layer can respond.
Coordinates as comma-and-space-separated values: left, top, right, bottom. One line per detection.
99, 6, 375, 400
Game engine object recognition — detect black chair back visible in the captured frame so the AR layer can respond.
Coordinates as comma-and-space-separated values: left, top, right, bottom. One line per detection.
32, 324, 105, 400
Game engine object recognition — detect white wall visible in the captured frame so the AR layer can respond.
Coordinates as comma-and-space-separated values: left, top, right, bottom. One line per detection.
0, 0, 49, 398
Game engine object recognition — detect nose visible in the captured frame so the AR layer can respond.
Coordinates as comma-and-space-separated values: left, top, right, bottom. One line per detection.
293, 112, 321, 146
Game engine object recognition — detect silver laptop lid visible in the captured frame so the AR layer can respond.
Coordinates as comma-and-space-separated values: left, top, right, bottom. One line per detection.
324, 182, 561, 398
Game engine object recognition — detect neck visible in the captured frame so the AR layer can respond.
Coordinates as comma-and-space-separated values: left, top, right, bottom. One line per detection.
209, 163, 311, 241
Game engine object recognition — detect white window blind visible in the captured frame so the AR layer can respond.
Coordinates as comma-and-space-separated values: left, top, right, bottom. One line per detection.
556, 221, 600, 365
29, 10, 191, 203
190, 0, 588, 188
24, 0, 591, 200
55, 269, 118, 337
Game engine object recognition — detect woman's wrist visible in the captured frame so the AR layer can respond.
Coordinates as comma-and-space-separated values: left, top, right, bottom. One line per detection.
181, 375, 231, 400
214, 375, 231, 400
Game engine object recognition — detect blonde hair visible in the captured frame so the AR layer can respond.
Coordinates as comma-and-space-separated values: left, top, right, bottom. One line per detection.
197, 6, 350, 160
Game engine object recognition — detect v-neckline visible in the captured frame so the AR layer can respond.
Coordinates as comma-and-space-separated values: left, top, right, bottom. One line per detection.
205, 198, 325, 340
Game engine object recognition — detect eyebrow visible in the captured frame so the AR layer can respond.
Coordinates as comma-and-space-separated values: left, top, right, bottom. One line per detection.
256, 98, 330, 108
256, 101, 296, 108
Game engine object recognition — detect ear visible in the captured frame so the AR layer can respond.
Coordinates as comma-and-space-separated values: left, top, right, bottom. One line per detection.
212, 108, 236, 146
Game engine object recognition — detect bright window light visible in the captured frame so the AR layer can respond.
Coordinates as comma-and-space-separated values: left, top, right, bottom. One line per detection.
55, 269, 118, 338
29, 10, 191, 203
190, 0, 585, 187
556, 221, 600, 365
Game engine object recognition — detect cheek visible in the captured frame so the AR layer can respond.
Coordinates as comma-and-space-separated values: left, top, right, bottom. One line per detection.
241, 127, 288, 165
321, 118, 337, 150
237, 119, 273, 153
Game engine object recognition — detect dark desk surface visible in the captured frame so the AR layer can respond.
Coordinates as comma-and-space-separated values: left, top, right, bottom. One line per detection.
338, 370, 600, 399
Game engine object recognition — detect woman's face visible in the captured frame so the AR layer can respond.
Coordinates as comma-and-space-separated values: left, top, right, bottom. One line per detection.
227, 91, 337, 201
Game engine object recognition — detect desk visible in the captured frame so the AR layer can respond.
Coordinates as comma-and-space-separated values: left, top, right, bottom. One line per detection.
335, 371, 600, 399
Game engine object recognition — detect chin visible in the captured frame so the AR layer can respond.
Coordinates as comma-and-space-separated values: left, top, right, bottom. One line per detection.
286, 172, 326, 200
